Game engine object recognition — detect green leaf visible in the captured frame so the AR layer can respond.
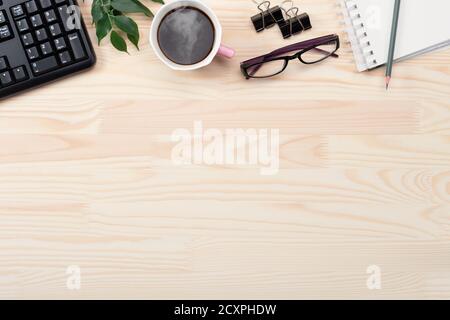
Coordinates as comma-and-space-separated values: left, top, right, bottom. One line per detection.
110, 0, 153, 17
127, 33, 139, 50
110, 30, 128, 53
115, 16, 138, 37
95, 15, 112, 45
113, 15, 140, 50
91, 0, 104, 23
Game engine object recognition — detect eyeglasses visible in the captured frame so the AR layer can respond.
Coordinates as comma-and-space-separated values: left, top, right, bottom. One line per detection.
240, 34, 340, 79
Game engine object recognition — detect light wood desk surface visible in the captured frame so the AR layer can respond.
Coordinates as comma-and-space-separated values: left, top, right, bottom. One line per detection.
0, 0, 449, 299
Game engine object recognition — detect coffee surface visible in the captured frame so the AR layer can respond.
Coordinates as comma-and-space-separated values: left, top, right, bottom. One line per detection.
157, 6, 215, 65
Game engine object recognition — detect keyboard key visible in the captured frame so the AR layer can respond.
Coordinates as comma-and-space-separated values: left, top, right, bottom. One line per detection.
0, 57, 8, 70
0, 71, 13, 86
13, 66, 28, 82
0, 25, 11, 39
58, 51, 72, 65
58, 5, 72, 32
44, 10, 57, 23
16, 19, 30, 33
0, 10, 6, 24
22, 32, 34, 46
35, 28, 47, 41
40, 42, 53, 55
31, 55, 58, 75
11, 5, 24, 18
26, 46, 39, 60
49, 23, 61, 37
55, 0, 67, 3
54, 37, 66, 50
30, 14, 43, 28
68, 33, 86, 60
25, 1, 39, 14
39, 0, 52, 9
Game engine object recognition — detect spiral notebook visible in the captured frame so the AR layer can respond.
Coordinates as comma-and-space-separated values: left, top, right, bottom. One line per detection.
338, 0, 450, 71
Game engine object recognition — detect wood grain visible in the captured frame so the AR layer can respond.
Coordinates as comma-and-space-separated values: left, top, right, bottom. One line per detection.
0, 0, 449, 299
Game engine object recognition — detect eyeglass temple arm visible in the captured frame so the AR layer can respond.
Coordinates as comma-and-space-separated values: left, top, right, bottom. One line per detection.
313, 48, 339, 57
245, 35, 339, 65
269, 42, 339, 58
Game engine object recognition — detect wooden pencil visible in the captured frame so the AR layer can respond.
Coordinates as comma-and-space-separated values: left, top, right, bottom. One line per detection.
385, 0, 401, 90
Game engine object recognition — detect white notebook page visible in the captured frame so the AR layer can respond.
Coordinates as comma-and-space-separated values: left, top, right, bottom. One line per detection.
355, 0, 450, 68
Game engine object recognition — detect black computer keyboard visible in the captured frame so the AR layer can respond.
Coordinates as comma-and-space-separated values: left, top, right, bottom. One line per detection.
0, 0, 96, 98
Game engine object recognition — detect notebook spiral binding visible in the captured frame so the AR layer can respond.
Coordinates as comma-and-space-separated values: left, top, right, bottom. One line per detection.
337, 0, 377, 71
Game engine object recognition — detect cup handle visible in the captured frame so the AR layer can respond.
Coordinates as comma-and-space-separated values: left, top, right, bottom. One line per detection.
217, 44, 235, 58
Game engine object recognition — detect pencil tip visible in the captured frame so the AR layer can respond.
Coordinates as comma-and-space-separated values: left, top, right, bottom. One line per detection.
385, 76, 391, 90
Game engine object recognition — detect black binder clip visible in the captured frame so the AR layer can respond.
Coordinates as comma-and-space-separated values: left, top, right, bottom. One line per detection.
278, 7, 312, 39
251, 1, 285, 32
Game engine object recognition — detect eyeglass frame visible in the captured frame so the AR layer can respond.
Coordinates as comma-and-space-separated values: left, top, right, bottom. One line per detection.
240, 34, 340, 79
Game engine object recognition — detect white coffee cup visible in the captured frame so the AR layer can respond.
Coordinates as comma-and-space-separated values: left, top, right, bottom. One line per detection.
150, 0, 235, 71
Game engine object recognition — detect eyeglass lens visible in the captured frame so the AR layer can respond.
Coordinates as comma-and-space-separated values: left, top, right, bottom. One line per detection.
247, 59, 287, 78
300, 41, 337, 63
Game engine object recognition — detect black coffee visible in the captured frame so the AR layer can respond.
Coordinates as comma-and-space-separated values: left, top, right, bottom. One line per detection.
157, 6, 215, 65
